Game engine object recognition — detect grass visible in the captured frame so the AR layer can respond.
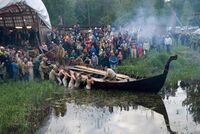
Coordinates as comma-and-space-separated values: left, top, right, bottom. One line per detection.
0, 45, 199, 133
0, 80, 64, 133
117, 45, 200, 85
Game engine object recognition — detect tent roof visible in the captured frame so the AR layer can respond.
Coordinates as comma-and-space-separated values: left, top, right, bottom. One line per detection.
0, 0, 51, 29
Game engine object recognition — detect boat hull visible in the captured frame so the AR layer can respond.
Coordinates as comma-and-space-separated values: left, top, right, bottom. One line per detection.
69, 55, 178, 93
91, 74, 166, 93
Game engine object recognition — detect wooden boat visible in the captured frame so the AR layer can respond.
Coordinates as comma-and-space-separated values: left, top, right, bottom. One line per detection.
69, 55, 178, 93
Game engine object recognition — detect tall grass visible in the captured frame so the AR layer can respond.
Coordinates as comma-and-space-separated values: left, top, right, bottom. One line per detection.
117, 45, 200, 85
0, 80, 63, 133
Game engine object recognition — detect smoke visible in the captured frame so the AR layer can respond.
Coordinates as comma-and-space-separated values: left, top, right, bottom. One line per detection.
113, 4, 171, 39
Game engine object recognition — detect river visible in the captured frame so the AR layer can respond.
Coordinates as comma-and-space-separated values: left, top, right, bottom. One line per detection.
37, 81, 200, 134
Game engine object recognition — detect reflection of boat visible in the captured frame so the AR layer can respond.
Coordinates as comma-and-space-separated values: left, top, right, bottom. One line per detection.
51, 91, 176, 134
87, 92, 176, 134
104, 93, 176, 134
136, 94, 176, 134
69, 55, 177, 93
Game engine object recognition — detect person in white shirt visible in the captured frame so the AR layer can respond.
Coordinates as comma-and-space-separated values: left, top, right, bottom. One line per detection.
103, 66, 116, 80
143, 39, 150, 55
164, 35, 173, 53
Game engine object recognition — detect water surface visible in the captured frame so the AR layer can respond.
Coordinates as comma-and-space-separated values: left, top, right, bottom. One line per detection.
38, 83, 200, 134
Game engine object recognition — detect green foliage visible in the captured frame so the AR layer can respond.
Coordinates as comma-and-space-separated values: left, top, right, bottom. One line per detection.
100, 15, 112, 25
44, 0, 199, 27
0, 81, 63, 133
117, 45, 200, 85
42, 0, 195, 26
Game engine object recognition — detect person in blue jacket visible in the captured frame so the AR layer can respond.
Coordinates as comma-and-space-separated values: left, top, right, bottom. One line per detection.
109, 51, 118, 69
11, 59, 19, 80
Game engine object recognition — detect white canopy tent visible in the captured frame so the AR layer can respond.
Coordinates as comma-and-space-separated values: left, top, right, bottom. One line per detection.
0, 0, 51, 29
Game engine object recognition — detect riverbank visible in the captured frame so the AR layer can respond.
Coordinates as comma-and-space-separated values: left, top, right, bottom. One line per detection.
117, 45, 200, 86
0, 80, 64, 133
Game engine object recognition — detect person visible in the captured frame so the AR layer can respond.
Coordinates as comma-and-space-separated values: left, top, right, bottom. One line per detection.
39, 57, 48, 80
56, 66, 64, 85
0, 61, 6, 80
143, 39, 150, 55
33, 56, 41, 79
85, 75, 94, 89
138, 43, 143, 57
117, 50, 123, 65
74, 73, 82, 89
68, 71, 75, 89
91, 52, 98, 67
109, 51, 118, 69
49, 66, 58, 81
27, 58, 34, 80
99, 52, 109, 68
11, 59, 19, 80
103, 66, 116, 80
89, 45, 97, 56
62, 68, 71, 88
84, 57, 91, 66
22, 58, 29, 81
164, 35, 173, 53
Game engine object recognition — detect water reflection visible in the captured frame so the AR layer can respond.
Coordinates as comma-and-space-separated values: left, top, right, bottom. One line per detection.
163, 83, 200, 133
183, 84, 200, 124
38, 90, 175, 134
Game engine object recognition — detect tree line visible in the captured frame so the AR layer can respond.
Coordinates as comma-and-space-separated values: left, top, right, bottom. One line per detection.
43, 0, 200, 27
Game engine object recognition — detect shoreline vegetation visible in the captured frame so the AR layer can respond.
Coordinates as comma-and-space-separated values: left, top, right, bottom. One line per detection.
117, 45, 200, 86
0, 45, 200, 133
0, 80, 64, 133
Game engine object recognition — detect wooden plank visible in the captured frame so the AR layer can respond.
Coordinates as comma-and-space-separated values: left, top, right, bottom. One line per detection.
70, 70, 130, 83
68, 67, 106, 76
75, 65, 130, 79
68, 66, 132, 81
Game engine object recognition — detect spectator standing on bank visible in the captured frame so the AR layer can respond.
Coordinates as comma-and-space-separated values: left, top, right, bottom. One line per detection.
164, 35, 173, 53
91, 53, 98, 67
109, 51, 118, 70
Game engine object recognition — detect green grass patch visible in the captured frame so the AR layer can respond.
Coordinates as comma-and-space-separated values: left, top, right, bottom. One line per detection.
0, 80, 64, 133
117, 45, 200, 85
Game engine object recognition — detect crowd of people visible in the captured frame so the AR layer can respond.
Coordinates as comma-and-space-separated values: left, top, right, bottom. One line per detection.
0, 24, 175, 89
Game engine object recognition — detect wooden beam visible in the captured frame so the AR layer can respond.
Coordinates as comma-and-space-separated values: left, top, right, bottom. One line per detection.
9, 10, 15, 27
2, 17, 6, 27
28, 6, 35, 23
15, 4, 25, 27
0, 12, 35, 17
